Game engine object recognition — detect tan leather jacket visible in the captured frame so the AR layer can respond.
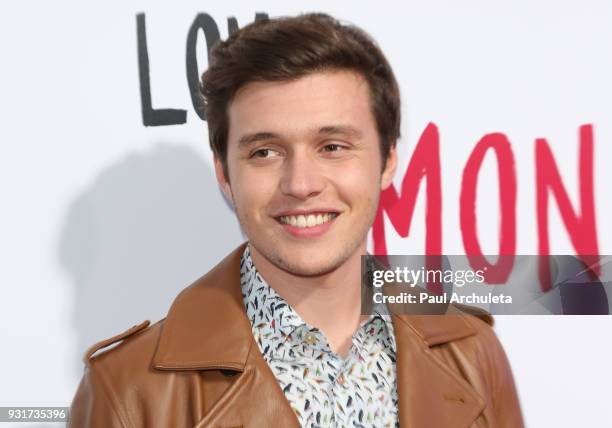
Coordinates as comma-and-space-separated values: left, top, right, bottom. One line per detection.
70, 244, 524, 427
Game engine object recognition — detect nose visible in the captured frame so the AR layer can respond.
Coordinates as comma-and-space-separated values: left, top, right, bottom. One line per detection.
279, 151, 325, 200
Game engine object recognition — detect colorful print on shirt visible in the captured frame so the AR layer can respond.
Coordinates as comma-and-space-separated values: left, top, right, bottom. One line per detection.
240, 245, 399, 428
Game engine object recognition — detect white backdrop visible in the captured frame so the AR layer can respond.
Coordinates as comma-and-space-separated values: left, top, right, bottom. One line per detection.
1, 1, 611, 426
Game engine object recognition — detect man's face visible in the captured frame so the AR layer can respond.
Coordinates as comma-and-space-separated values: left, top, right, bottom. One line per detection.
216, 70, 396, 277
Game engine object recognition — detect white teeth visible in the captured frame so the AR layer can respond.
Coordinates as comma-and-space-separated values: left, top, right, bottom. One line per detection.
280, 213, 337, 228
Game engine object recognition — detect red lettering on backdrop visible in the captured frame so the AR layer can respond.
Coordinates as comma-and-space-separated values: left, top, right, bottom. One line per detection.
536, 124, 600, 291
372, 122, 442, 257
373, 123, 599, 292
460, 133, 516, 283
372, 123, 443, 292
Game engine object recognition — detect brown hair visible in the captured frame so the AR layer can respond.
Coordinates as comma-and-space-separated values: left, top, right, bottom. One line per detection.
200, 13, 401, 179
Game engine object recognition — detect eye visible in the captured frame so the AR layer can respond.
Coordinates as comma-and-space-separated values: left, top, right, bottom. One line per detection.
250, 148, 281, 159
322, 143, 345, 153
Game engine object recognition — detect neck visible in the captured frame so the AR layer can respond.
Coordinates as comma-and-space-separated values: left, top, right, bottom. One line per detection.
250, 242, 367, 357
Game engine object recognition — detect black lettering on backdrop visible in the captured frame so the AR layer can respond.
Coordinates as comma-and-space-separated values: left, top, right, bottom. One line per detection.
136, 13, 187, 126
185, 13, 220, 121
186, 13, 269, 120
137, 12, 268, 125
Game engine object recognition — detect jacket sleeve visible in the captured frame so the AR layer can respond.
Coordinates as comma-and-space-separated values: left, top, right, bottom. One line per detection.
69, 364, 127, 428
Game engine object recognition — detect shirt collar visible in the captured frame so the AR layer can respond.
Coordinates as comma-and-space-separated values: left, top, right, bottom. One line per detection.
240, 244, 396, 354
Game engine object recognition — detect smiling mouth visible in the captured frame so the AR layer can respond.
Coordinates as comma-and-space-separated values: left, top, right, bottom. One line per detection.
277, 212, 339, 228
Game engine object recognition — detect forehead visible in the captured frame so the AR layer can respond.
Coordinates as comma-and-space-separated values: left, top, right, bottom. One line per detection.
226, 70, 377, 143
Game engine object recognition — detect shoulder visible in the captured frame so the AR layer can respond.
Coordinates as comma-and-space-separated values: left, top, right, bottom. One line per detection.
70, 320, 167, 427
84, 319, 162, 368
83, 320, 157, 364
81, 318, 167, 403
453, 303, 494, 327
454, 306, 502, 355
443, 305, 504, 360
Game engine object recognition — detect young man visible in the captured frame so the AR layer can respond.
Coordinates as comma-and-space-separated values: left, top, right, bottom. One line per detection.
70, 13, 523, 427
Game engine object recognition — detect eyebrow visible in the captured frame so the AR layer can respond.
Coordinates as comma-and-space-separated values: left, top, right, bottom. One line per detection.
238, 132, 280, 146
318, 125, 363, 139
237, 125, 363, 147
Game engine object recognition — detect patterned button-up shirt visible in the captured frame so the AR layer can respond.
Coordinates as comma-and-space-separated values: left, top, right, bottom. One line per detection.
240, 245, 399, 428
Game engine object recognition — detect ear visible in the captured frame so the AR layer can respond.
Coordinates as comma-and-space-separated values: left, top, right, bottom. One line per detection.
381, 145, 397, 190
214, 156, 234, 204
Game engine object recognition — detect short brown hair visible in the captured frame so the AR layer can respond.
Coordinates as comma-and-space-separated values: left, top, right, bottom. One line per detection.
200, 13, 401, 179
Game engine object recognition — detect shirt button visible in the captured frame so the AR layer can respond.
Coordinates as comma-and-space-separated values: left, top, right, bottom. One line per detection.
304, 332, 317, 345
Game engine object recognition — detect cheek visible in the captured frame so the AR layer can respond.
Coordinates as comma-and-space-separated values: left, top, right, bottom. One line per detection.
333, 161, 381, 204
231, 170, 277, 220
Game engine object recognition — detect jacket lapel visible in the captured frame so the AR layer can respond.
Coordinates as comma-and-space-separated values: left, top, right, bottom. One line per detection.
152, 243, 486, 427
393, 314, 486, 427
194, 345, 301, 428
152, 243, 300, 427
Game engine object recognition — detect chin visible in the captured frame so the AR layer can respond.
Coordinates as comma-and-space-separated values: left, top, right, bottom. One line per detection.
267, 244, 353, 277
277, 258, 342, 277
